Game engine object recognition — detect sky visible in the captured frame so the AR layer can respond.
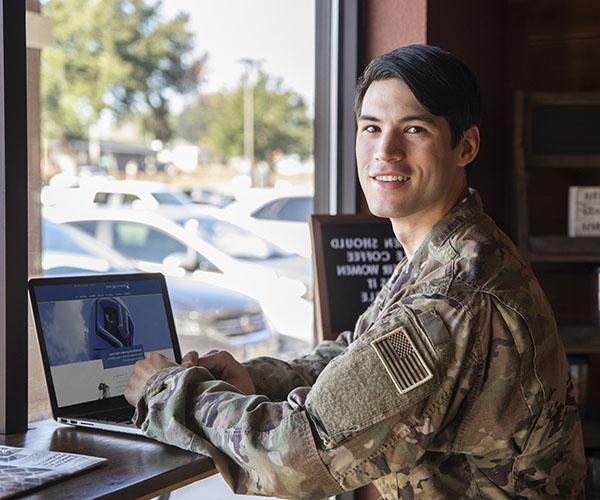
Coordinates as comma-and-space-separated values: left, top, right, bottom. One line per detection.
160, 0, 316, 112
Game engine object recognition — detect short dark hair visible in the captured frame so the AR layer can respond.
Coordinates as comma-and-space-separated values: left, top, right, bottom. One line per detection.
354, 44, 481, 148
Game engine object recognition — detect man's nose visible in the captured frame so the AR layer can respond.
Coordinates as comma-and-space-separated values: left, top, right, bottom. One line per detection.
374, 130, 405, 162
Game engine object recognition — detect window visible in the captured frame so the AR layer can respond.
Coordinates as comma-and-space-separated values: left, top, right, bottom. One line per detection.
152, 192, 189, 205
121, 194, 141, 205
177, 216, 289, 259
93, 192, 110, 205
113, 222, 187, 262
277, 197, 314, 222
29, 1, 318, 435
43, 220, 92, 255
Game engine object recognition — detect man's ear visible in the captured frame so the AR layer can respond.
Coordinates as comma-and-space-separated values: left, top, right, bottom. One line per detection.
457, 126, 480, 167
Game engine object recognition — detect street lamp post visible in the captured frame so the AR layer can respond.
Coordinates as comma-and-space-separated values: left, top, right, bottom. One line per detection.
239, 58, 263, 186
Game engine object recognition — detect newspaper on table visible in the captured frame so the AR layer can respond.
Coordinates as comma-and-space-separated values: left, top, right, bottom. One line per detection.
0, 445, 106, 498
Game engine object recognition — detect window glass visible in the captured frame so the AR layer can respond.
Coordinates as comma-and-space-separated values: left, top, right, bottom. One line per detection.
152, 191, 190, 205
43, 220, 90, 254
252, 199, 285, 220
70, 220, 99, 236
30, 0, 316, 429
112, 222, 187, 262
121, 194, 141, 205
177, 216, 289, 259
277, 197, 314, 222
93, 192, 110, 205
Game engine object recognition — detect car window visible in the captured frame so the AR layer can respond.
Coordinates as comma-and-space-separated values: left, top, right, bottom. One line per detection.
178, 216, 289, 259
93, 192, 110, 205
152, 192, 189, 205
70, 220, 99, 236
251, 199, 285, 220
45, 221, 135, 273
111, 221, 220, 273
43, 221, 90, 254
112, 222, 186, 262
277, 197, 313, 222
122, 194, 142, 205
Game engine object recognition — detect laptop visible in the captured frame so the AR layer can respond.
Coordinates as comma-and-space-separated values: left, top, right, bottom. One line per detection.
28, 273, 182, 435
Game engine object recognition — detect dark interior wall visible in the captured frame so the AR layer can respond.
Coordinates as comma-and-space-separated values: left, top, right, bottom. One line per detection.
363, 0, 428, 60
507, 0, 600, 92
427, 0, 509, 232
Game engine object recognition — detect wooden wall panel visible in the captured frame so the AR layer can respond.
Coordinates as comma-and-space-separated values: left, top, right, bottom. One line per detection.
508, 0, 600, 91
363, 0, 428, 62
427, 0, 509, 232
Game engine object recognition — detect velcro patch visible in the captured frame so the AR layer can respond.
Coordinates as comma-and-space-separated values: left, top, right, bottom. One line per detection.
371, 329, 433, 395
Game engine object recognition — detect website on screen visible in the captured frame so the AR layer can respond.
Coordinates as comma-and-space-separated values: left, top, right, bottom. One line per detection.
34, 279, 175, 407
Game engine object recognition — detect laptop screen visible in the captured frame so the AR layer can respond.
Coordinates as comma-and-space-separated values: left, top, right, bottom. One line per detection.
31, 276, 177, 408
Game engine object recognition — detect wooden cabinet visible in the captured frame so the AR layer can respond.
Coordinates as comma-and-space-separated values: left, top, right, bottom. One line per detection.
513, 91, 600, 447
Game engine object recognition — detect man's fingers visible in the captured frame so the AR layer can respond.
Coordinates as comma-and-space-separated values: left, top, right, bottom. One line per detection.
196, 350, 233, 376
181, 350, 199, 365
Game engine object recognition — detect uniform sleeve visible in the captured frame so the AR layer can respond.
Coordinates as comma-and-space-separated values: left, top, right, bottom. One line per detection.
240, 274, 395, 402
133, 302, 471, 499
241, 330, 353, 401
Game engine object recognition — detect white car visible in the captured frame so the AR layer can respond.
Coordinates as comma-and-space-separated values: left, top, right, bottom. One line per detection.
41, 179, 193, 210
151, 204, 312, 295
44, 207, 314, 342
219, 188, 314, 258
41, 219, 277, 359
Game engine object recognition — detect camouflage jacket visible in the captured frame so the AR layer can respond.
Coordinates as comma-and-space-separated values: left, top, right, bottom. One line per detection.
133, 189, 586, 499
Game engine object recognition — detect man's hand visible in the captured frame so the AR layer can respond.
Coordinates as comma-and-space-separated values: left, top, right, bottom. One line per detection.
182, 349, 256, 395
124, 352, 176, 406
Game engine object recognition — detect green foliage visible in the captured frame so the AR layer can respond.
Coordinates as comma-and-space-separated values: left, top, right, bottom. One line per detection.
186, 72, 312, 167
42, 0, 203, 142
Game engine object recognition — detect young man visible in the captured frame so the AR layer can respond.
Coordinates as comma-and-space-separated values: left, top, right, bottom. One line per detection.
126, 45, 585, 498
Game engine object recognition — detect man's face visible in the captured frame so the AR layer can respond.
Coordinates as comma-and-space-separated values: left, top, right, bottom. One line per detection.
356, 78, 470, 226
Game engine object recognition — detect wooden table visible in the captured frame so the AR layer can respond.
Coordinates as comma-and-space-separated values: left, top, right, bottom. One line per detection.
0, 419, 217, 499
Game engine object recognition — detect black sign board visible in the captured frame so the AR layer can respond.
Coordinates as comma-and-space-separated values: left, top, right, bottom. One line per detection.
310, 214, 404, 341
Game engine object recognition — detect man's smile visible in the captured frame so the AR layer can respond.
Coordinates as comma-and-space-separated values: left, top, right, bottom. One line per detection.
370, 173, 411, 188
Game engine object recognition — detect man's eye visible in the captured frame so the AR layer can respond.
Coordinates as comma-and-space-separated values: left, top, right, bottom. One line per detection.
406, 126, 424, 134
364, 125, 379, 133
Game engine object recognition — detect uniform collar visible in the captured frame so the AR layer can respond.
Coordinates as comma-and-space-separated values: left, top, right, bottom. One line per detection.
393, 188, 484, 289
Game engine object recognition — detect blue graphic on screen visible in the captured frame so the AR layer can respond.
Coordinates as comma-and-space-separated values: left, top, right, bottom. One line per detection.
35, 279, 173, 368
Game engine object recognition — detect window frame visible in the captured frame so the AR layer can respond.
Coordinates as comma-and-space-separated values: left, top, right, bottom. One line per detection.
0, 1, 28, 433
314, 0, 361, 216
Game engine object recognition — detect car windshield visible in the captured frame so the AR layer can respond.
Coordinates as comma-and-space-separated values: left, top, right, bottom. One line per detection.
152, 191, 191, 206
176, 216, 291, 260
42, 220, 135, 272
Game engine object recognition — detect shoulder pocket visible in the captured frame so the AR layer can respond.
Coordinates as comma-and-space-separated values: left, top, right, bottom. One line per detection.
306, 308, 443, 447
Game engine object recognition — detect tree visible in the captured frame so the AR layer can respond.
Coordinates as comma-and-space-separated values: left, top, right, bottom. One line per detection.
42, 0, 204, 142
185, 72, 312, 184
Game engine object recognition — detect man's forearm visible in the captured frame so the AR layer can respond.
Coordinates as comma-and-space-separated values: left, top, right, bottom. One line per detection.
134, 365, 342, 498
242, 330, 354, 400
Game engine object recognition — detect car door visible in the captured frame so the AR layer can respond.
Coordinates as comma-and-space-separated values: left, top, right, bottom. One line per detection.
110, 220, 222, 277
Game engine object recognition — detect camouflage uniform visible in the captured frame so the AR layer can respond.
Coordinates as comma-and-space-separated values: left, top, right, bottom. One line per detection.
133, 189, 586, 499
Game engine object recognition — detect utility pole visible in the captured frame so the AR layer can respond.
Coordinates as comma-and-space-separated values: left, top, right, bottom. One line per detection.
238, 58, 263, 186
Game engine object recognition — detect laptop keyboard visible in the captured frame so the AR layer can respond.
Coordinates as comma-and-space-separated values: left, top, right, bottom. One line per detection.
91, 408, 135, 424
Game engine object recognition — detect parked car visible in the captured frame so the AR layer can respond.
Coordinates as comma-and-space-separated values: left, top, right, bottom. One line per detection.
184, 187, 236, 208
41, 219, 276, 359
44, 207, 314, 341
219, 188, 314, 257
154, 205, 312, 294
41, 179, 193, 210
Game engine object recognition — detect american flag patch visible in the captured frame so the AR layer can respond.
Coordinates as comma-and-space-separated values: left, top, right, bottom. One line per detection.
371, 329, 433, 394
